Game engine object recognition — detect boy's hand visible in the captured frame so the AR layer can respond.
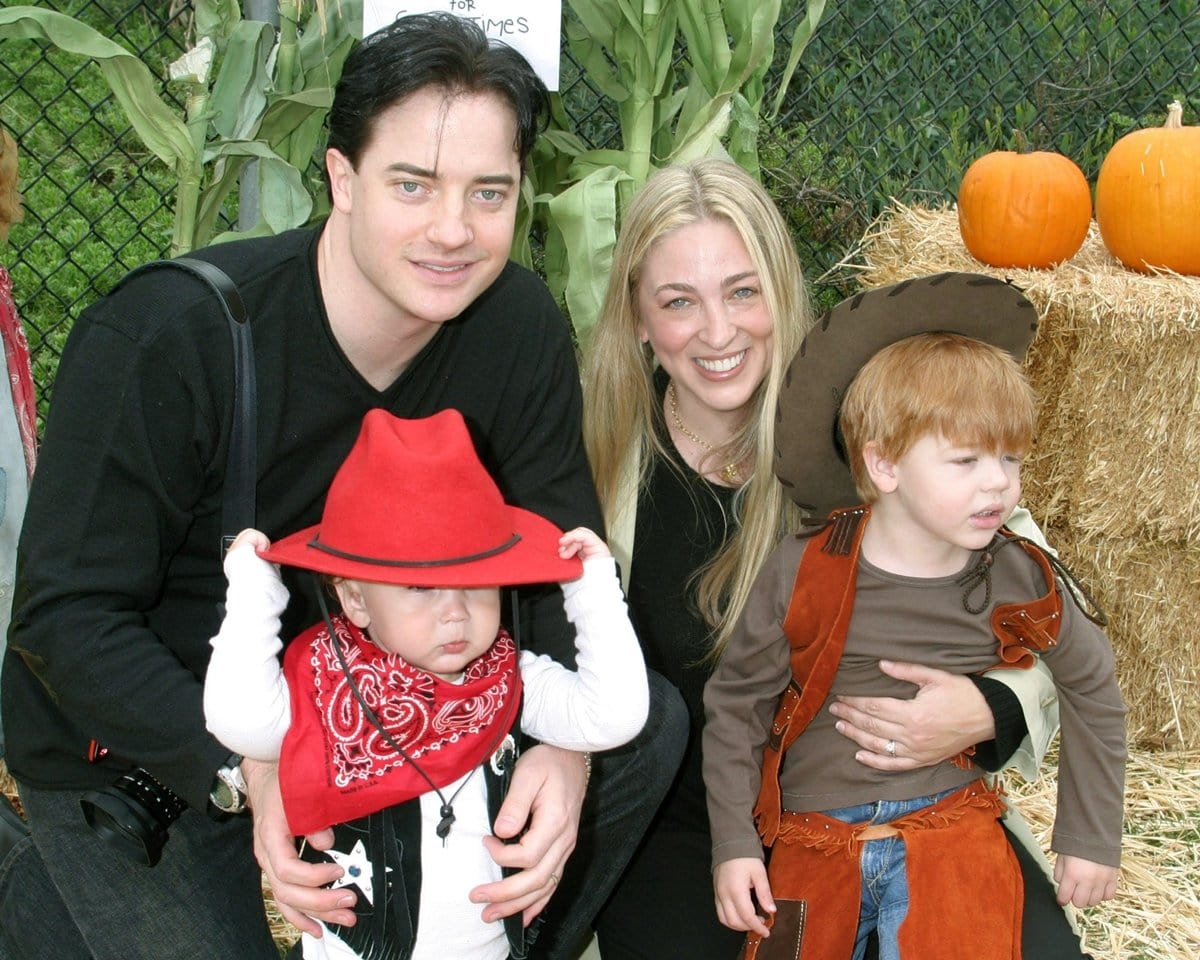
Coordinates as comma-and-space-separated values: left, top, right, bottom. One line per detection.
713, 857, 775, 937
558, 526, 610, 563
1054, 854, 1119, 907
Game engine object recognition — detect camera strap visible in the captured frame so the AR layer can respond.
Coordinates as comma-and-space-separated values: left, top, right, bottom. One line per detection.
116, 257, 257, 554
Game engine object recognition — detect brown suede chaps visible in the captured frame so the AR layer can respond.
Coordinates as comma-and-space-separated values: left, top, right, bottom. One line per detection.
739, 779, 1023, 960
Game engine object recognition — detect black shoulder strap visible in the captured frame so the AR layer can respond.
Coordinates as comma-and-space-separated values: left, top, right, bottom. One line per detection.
115, 257, 257, 554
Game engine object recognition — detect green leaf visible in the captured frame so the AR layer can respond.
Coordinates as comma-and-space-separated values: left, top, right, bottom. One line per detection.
195, 156, 246, 247
195, 0, 242, 50
670, 98, 732, 164
676, 0, 730, 93
300, 32, 355, 94
209, 20, 275, 140
202, 141, 312, 234
545, 165, 630, 343
568, 0, 622, 46
769, 0, 826, 118
259, 89, 335, 148
564, 18, 630, 102
511, 176, 536, 268
723, 0, 781, 98
255, 156, 313, 233
0, 7, 193, 166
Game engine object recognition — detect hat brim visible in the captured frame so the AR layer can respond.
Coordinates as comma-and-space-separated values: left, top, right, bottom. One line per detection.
774, 272, 1038, 517
261, 504, 581, 587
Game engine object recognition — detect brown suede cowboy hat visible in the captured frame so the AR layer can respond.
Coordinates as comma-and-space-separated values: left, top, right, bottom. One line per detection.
774, 272, 1039, 517
263, 408, 582, 586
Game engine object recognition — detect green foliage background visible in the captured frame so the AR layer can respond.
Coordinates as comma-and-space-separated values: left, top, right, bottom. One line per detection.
1, 0, 1198, 412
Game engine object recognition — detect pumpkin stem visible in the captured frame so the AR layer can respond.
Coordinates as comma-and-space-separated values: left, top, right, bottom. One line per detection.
1012, 128, 1030, 153
1164, 101, 1183, 129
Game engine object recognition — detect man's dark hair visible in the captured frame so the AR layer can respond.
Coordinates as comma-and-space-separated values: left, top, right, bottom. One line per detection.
328, 12, 549, 172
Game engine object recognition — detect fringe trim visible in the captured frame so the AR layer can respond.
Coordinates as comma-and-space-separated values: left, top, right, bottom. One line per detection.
774, 780, 1007, 859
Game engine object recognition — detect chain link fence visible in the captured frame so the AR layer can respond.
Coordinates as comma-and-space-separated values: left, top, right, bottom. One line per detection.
2, 0, 1198, 415
767, 0, 1200, 308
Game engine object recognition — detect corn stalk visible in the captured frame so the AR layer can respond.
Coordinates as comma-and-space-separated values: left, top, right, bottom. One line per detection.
0, 0, 360, 256
527, 0, 826, 344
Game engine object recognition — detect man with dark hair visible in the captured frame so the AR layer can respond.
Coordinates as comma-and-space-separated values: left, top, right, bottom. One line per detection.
0, 14, 685, 959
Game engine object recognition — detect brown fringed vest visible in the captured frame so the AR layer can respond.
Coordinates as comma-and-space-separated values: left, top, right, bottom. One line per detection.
741, 506, 1067, 960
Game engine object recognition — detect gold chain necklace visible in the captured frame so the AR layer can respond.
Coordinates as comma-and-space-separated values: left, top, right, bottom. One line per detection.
667, 381, 740, 485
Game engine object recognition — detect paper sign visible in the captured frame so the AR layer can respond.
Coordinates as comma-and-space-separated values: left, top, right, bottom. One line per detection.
363, 1, 562, 90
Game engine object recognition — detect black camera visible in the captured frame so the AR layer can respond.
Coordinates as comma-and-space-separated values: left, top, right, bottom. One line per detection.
80, 767, 187, 867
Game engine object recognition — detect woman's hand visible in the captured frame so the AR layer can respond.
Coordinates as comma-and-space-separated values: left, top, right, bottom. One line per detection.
828, 660, 995, 769
470, 744, 586, 925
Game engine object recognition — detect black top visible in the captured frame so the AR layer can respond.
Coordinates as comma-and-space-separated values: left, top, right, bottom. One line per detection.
626, 369, 736, 834
3, 224, 601, 809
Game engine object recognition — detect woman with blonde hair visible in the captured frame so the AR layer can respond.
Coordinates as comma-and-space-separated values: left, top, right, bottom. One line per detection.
582, 158, 811, 957
585, 158, 809, 653
580, 160, 1081, 960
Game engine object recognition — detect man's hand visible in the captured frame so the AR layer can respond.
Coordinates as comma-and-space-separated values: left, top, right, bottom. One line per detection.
828, 660, 995, 769
713, 857, 775, 937
470, 744, 586, 925
241, 757, 358, 938
1054, 854, 1119, 907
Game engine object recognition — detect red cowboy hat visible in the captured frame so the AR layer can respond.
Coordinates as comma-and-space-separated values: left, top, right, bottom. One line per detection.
262, 408, 581, 586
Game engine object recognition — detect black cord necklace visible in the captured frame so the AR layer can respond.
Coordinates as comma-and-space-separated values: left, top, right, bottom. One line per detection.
315, 587, 479, 841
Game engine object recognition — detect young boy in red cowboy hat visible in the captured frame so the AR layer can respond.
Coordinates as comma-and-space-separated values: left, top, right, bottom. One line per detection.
703, 273, 1125, 960
204, 407, 649, 960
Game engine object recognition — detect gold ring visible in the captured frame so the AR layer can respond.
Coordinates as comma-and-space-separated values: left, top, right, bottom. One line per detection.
549, 873, 560, 886
885, 739, 897, 758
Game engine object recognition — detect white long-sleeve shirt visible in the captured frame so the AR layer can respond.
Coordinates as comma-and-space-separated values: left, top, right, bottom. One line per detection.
205, 541, 648, 960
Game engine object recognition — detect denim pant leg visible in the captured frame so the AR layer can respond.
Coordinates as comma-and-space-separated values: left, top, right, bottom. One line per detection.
8, 782, 278, 960
858, 833, 907, 960
824, 789, 959, 960
0, 821, 92, 959
530, 670, 689, 960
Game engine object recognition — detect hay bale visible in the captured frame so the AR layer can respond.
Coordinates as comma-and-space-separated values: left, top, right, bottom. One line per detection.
1007, 746, 1200, 960
1045, 524, 1200, 749
849, 202, 1200, 746
849, 202, 1200, 544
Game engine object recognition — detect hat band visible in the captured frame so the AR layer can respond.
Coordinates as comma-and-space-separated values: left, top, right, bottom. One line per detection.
306, 533, 522, 568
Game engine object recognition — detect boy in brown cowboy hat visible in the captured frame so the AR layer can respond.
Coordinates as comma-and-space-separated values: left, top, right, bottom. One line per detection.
205, 408, 648, 960
703, 273, 1125, 960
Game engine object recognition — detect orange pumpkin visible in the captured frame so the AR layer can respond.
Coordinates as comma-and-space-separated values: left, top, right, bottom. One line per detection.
1095, 101, 1200, 275
957, 148, 1091, 269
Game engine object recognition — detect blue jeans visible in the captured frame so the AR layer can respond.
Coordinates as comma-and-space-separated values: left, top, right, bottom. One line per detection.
0, 781, 277, 960
0, 670, 688, 960
823, 787, 958, 960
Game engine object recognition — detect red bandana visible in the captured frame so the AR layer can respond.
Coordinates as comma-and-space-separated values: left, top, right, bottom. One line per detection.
279, 615, 521, 836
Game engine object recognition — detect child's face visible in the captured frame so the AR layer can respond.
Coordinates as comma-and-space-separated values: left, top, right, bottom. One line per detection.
884, 432, 1022, 555
336, 580, 502, 681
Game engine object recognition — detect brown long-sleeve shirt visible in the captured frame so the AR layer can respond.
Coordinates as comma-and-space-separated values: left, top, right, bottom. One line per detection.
703, 533, 1127, 867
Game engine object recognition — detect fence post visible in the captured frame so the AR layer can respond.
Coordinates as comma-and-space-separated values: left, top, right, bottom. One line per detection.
239, 0, 282, 232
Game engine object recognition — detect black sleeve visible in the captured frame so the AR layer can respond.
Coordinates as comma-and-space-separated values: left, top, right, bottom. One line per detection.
7, 286, 233, 808
969, 675, 1030, 771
